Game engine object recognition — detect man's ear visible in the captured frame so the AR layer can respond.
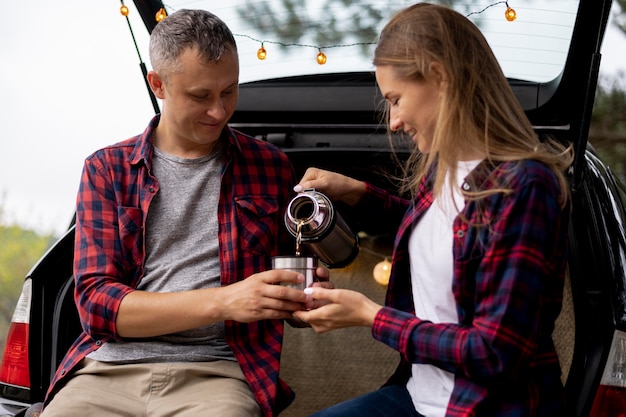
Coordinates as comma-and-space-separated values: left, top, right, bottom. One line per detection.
147, 71, 166, 100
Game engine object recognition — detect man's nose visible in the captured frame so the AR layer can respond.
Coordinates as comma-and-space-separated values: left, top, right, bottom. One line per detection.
206, 99, 226, 120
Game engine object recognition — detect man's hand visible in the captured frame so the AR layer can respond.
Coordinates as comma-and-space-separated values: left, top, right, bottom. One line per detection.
116, 270, 309, 338
217, 270, 309, 323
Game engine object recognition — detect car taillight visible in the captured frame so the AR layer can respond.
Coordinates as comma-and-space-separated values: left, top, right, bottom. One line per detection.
589, 330, 626, 417
0, 278, 31, 388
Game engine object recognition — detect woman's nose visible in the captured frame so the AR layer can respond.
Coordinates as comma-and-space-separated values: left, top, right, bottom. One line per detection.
388, 110, 402, 132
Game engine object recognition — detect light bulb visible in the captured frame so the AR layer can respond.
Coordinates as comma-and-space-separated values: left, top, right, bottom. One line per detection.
316, 51, 327, 65
257, 45, 267, 60
120, 5, 129, 16
373, 259, 391, 286
155, 7, 167, 22
505, 7, 517, 21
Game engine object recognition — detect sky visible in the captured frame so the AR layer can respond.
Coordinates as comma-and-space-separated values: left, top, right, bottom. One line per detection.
1, 0, 625, 237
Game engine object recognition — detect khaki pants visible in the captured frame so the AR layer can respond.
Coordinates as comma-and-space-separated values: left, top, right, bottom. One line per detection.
42, 358, 262, 417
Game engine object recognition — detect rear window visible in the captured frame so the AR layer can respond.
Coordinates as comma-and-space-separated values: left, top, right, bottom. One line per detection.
160, 0, 579, 84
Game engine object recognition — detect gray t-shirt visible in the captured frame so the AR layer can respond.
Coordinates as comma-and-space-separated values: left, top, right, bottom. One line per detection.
88, 145, 235, 363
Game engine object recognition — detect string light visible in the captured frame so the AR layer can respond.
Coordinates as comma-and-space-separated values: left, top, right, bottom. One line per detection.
316, 50, 327, 65
505, 4, 517, 21
466, 1, 516, 21
257, 43, 267, 60
122, 1, 516, 66
373, 258, 392, 286
357, 236, 392, 286
155, 7, 167, 22
240, 1, 516, 65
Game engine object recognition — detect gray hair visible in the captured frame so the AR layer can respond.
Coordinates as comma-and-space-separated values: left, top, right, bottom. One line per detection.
149, 9, 237, 76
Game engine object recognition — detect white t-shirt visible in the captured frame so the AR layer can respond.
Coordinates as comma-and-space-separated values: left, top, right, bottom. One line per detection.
406, 160, 480, 417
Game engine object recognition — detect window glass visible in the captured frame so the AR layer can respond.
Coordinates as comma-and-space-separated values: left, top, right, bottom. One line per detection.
164, 1, 579, 83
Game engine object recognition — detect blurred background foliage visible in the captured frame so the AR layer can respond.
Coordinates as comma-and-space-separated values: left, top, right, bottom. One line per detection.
591, 71, 626, 184
0, 204, 55, 352
591, 0, 626, 183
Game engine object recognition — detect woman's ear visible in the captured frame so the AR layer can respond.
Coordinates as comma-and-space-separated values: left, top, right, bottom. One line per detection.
428, 61, 448, 89
147, 71, 166, 100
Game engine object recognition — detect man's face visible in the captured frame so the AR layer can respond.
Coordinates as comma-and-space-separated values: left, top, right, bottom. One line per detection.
152, 47, 239, 157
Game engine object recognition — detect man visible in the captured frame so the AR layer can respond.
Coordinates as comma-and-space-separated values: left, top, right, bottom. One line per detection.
42, 9, 315, 417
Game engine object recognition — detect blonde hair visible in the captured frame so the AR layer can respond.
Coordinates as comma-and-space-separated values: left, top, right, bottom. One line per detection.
374, 3, 572, 206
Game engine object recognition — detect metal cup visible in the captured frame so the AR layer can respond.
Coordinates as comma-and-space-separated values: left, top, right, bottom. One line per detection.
271, 256, 318, 290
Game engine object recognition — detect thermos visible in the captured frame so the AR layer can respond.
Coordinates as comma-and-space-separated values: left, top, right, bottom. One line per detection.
284, 188, 359, 268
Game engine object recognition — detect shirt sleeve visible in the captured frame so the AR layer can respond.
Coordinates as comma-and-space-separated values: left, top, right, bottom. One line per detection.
73, 154, 136, 342
372, 170, 568, 384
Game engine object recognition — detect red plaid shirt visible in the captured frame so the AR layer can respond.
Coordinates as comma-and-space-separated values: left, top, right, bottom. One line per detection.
359, 160, 569, 416
45, 115, 297, 417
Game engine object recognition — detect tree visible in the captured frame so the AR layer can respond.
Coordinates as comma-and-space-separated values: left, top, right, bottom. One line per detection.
587, 2, 626, 183
615, 0, 626, 35
0, 218, 54, 353
236, 0, 463, 54
590, 72, 626, 183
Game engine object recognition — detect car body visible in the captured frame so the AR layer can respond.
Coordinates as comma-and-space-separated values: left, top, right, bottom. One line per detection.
1, 1, 625, 416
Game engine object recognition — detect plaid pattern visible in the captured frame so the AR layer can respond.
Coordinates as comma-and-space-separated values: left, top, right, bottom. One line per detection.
45, 115, 297, 417
363, 160, 569, 416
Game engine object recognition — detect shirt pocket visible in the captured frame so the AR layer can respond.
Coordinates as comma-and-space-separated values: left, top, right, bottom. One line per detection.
117, 206, 144, 266
235, 195, 280, 255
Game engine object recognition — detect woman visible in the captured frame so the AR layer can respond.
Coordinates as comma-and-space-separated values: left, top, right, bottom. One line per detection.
293, 3, 573, 417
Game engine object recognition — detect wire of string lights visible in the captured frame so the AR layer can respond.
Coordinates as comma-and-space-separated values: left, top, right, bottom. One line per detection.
119, 1, 517, 65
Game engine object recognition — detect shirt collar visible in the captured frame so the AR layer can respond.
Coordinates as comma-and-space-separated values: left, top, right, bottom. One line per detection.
128, 114, 243, 167
222, 125, 244, 156
129, 114, 159, 167
463, 159, 507, 192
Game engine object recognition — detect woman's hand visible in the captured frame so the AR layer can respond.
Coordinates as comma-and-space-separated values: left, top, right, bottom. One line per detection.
294, 287, 383, 333
294, 168, 366, 207
303, 265, 334, 310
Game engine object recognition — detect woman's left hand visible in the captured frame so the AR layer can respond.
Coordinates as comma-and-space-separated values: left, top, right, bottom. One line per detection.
294, 287, 383, 333
302, 266, 334, 310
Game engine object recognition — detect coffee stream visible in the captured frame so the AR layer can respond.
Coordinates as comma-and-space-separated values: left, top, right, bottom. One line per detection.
295, 219, 305, 256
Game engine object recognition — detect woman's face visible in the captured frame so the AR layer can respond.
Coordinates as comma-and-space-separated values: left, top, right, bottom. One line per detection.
375, 65, 441, 154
